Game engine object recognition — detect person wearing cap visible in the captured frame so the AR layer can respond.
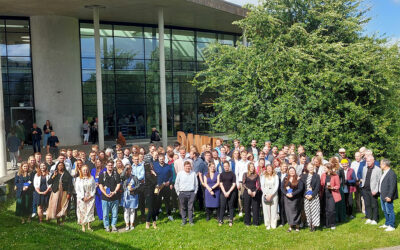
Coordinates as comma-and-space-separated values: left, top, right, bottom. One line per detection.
341, 159, 356, 219
378, 159, 398, 232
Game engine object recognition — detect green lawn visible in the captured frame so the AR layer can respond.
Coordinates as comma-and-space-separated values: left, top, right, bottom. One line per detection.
1, 196, 400, 250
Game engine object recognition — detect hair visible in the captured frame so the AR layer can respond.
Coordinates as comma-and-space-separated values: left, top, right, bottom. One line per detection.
174, 141, 181, 148
263, 164, 276, 178
304, 162, 314, 174
299, 153, 307, 159
288, 154, 297, 162
45, 153, 52, 158
329, 157, 340, 172
192, 151, 200, 157
184, 161, 192, 167
79, 165, 92, 179
179, 146, 186, 152
18, 161, 30, 176
313, 156, 322, 166
204, 151, 211, 156
56, 162, 66, 172
105, 148, 114, 156
34, 152, 41, 157
206, 162, 216, 179
247, 162, 256, 176
132, 153, 139, 159
285, 167, 298, 187
106, 160, 114, 166
381, 159, 391, 168
222, 160, 231, 171
37, 163, 49, 176
324, 163, 336, 175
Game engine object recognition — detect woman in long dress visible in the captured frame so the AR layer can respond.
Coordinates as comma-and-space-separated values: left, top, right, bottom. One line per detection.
203, 162, 220, 221
33, 163, 51, 223
47, 162, 73, 225
281, 167, 304, 232
301, 163, 320, 232
75, 165, 96, 232
15, 162, 33, 224
91, 159, 106, 220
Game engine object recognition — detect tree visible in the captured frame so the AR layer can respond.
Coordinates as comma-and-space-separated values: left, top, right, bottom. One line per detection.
194, 0, 400, 160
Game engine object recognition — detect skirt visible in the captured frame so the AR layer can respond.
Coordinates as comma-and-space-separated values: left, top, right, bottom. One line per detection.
46, 190, 69, 220
16, 192, 33, 217
77, 198, 95, 225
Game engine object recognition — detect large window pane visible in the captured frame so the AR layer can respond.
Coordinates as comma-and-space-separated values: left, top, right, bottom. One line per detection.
5, 20, 29, 32
172, 40, 194, 61
172, 29, 194, 41
197, 32, 217, 43
6, 33, 30, 56
114, 37, 144, 59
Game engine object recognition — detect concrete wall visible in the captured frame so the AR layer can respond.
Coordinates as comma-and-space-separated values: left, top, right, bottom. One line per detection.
30, 16, 82, 146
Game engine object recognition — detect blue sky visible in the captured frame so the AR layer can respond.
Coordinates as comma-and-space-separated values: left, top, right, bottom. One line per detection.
227, 0, 400, 43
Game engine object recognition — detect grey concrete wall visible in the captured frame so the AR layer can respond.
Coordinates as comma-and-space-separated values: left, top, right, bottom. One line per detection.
30, 16, 82, 146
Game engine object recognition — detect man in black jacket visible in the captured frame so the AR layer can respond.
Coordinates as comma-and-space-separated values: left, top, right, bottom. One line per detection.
379, 159, 398, 232
31, 123, 42, 153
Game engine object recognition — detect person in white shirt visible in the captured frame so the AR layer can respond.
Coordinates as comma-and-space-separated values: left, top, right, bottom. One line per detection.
175, 161, 198, 225
351, 151, 363, 213
174, 146, 192, 174
114, 150, 130, 167
51, 154, 72, 175
235, 150, 249, 217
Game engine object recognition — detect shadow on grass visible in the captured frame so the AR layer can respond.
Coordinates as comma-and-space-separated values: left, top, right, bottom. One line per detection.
0, 201, 139, 249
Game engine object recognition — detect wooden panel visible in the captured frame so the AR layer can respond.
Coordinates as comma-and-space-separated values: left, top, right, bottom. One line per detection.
187, 133, 194, 150
194, 134, 202, 151
201, 135, 210, 146
177, 131, 186, 148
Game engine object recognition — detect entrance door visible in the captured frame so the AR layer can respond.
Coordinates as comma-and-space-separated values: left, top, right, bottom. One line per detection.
10, 107, 34, 145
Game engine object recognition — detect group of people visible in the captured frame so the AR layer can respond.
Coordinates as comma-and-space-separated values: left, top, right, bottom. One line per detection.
13, 139, 398, 233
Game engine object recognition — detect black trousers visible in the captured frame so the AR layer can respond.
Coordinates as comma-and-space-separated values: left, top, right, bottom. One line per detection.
145, 190, 156, 223
363, 188, 378, 221
91, 130, 98, 144
324, 193, 336, 227
137, 189, 145, 218
279, 191, 287, 225
155, 187, 171, 217
206, 207, 219, 220
344, 192, 353, 216
243, 191, 260, 226
219, 191, 236, 223
196, 176, 205, 210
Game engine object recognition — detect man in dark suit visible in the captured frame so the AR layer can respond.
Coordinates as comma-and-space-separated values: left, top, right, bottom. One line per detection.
379, 159, 398, 232
246, 139, 259, 160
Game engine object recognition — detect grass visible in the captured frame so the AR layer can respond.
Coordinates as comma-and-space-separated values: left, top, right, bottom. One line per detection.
1, 196, 400, 250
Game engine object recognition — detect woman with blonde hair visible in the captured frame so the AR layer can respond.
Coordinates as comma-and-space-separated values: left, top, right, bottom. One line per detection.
33, 163, 51, 223
301, 163, 320, 232
261, 165, 279, 229
75, 165, 96, 231
15, 162, 33, 223
242, 162, 261, 226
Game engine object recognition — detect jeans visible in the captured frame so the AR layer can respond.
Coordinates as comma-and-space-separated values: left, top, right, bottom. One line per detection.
33, 140, 41, 153
43, 133, 50, 148
9, 151, 19, 168
102, 199, 119, 228
381, 199, 395, 228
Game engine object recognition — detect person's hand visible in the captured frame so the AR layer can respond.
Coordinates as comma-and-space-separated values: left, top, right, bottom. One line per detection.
286, 193, 293, 198
267, 194, 272, 201
14, 186, 17, 191
165, 181, 170, 186
170, 185, 173, 190
372, 192, 376, 196
385, 197, 392, 202
151, 170, 157, 176
224, 192, 229, 198
239, 184, 242, 190
23, 186, 28, 191
247, 189, 252, 196
210, 191, 214, 196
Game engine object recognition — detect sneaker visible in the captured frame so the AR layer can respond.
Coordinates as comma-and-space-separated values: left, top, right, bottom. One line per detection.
379, 225, 389, 229
43, 211, 47, 216
105, 227, 110, 232
125, 226, 130, 231
189, 223, 194, 226
239, 212, 243, 217
111, 226, 118, 232
130, 225, 135, 231
168, 215, 174, 221
365, 219, 371, 224
331, 226, 336, 230
181, 222, 186, 226
31, 213, 37, 218
385, 226, 395, 232
370, 220, 377, 225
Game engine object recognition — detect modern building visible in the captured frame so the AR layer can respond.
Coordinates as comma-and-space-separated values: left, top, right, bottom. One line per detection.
0, 0, 246, 176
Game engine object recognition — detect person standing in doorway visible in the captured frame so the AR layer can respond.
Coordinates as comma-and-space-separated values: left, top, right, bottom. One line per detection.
7, 129, 21, 170
90, 118, 98, 145
42, 120, 53, 149
31, 123, 42, 153
82, 120, 90, 145
47, 131, 60, 159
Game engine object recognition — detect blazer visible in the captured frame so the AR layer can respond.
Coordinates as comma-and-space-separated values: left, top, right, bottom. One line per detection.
357, 160, 380, 180
320, 173, 341, 203
361, 165, 382, 194
380, 169, 398, 201
247, 147, 260, 156
300, 173, 320, 199
48, 171, 73, 194
15, 173, 33, 198
280, 177, 304, 199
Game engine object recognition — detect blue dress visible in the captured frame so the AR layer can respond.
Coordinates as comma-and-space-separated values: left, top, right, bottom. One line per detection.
204, 173, 220, 208
121, 176, 139, 209
91, 167, 106, 220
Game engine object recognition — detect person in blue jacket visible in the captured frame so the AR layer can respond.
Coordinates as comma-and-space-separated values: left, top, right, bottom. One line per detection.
153, 153, 174, 221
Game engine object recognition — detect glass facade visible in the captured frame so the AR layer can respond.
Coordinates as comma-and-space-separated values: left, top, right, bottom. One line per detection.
0, 18, 34, 132
80, 22, 238, 139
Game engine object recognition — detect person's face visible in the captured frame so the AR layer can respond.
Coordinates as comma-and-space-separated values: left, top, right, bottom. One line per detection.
259, 159, 265, 167
273, 160, 280, 167
221, 155, 227, 162
339, 151, 346, 158
90, 153, 96, 161
51, 131, 55, 136
355, 152, 361, 162
124, 150, 130, 156
342, 163, 349, 169
40, 164, 46, 173
159, 156, 165, 164
288, 168, 295, 177
212, 151, 218, 158
266, 166, 272, 175
82, 167, 89, 176
209, 163, 216, 173
96, 160, 102, 168
220, 147, 226, 154
133, 157, 139, 165
283, 146, 289, 154
33, 123, 37, 128
59, 156, 65, 163
180, 150, 186, 159
298, 147, 305, 154
216, 140, 221, 147
249, 164, 255, 173
223, 163, 230, 172
278, 151, 285, 159
30, 158, 36, 165
116, 145, 121, 151
307, 164, 314, 173
300, 156, 306, 164
205, 153, 211, 162
72, 150, 78, 157
35, 155, 41, 162
281, 165, 288, 173
67, 150, 72, 157
57, 163, 64, 172
22, 164, 28, 172
80, 153, 86, 160
234, 141, 239, 148
117, 151, 123, 159
259, 152, 265, 158
77, 161, 83, 169
149, 146, 156, 153
288, 156, 294, 164
99, 152, 105, 159
251, 140, 257, 147
233, 151, 239, 158
206, 145, 212, 151
241, 152, 247, 160
184, 164, 191, 173
139, 154, 144, 162
116, 161, 123, 168
366, 157, 374, 167
272, 147, 278, 154
107, 163, 113, 171
46, 155, 52, 163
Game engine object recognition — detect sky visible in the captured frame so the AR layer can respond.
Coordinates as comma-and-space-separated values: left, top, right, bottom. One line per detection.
226, 0, 400, 44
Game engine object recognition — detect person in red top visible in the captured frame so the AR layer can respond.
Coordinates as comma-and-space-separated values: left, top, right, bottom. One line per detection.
341, 159, 356, 219
320, 163, 341, 230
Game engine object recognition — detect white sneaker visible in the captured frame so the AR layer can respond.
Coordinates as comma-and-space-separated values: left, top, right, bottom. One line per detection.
239, 212, 243, 217
168, 215, 174, 221
370, 220, 377, 225
125, 226, 130, 231
43, 211, 47, 216
365, 219, 371, 224
266, 226, 271, 230
331, 226, 336, 230
31, 213, 37, 218
379, 225, 388, 228
385, 226, 395, 232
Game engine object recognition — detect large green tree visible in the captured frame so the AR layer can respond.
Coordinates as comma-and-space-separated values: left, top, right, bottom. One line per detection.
194, 0, 400, 160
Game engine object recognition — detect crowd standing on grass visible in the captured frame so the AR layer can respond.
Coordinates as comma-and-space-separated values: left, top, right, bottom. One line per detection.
12, 137, 398, 233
